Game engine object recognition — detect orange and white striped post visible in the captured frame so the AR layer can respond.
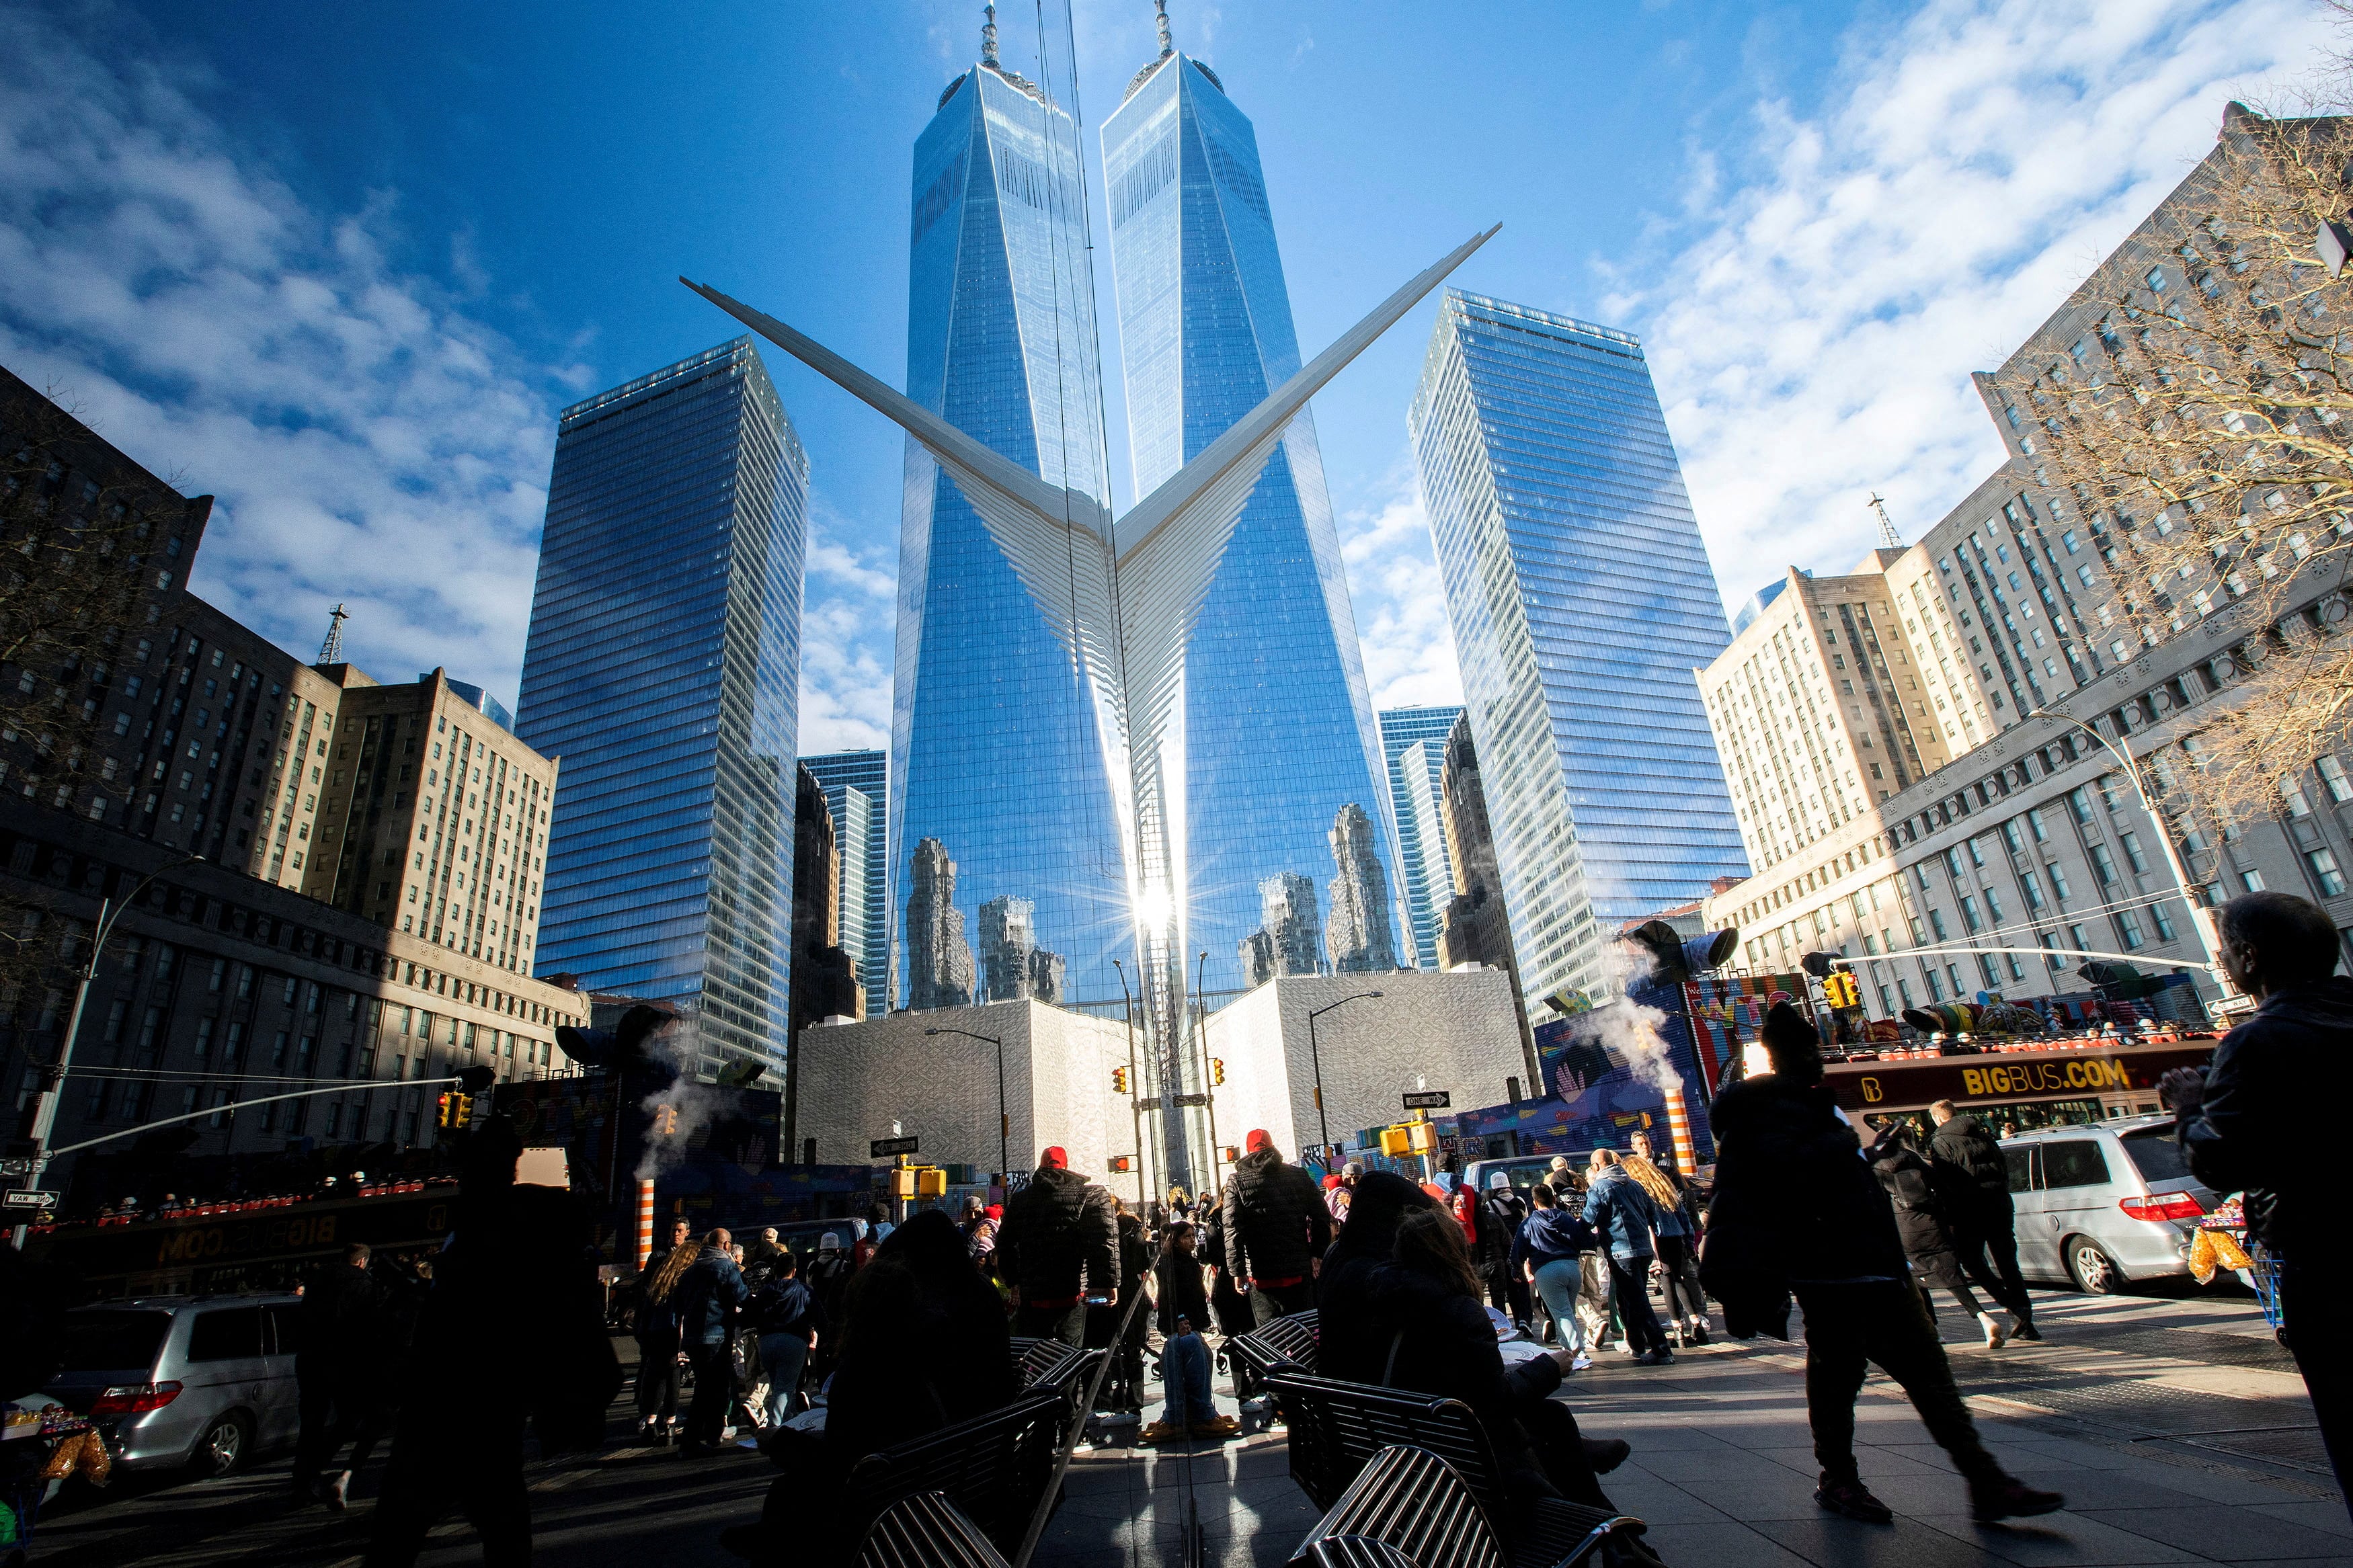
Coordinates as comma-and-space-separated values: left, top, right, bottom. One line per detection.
635, 1179, 655, 1268
1661, 1082, 1698, 1176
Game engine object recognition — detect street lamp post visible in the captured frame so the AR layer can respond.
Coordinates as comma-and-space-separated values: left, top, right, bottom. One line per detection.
1191, 952, 1220, 1178
1111, 958, 1149, 1210
1304, 989, 1384, 1155
2028, 706, 2230, 988
12, 853, 202, 1246
923, 1026, 1008, 1188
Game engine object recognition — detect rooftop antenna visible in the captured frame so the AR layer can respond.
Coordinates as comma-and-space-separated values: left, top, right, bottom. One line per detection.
981, 2, 998, 69
1866, 492, 1902, 550
317, 602, 348, 665
1154, 0, 1174, 57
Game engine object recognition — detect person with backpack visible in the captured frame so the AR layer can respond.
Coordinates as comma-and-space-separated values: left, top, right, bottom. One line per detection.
1581, 1149, 1670, 1365
1926, 1098, 2037, 1341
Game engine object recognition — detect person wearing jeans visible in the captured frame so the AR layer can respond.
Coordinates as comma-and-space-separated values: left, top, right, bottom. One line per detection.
1509, 1182, 1593, 1366
1581, 1149, 1669, 1364
1144, 1315, 1236, 1442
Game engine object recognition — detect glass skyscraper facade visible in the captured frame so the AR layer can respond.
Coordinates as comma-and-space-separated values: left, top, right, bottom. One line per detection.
1102, 42, 1407, 995
1378, 704, 1464, 968
1410, 290, 1747, 1005
801, 748, 888, 1020
893, 53, 1129, 1012
517, 338, 807, 1078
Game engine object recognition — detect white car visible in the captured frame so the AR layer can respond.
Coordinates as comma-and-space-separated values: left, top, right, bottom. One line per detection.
1999, 1116, 2217, 1293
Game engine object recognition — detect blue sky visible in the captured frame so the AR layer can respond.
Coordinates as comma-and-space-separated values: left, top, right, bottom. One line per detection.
0, 0, 2325, 752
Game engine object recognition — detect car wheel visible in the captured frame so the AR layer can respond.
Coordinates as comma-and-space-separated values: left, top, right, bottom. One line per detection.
2065, 1237, 2123, 1294
192, 1411, 252, 1477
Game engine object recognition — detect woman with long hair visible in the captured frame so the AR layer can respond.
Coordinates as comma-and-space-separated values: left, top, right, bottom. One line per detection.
1154, 1221, 1211, 1335
1623, 1141, 1710, 1346
633, 1225, 700, 1444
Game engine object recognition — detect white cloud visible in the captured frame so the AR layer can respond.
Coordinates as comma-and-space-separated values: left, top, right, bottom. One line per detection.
0, 4, 563, 706
1339, 458, 1463, 712
799, 496, 895, 754
1613, 0, 2334, 612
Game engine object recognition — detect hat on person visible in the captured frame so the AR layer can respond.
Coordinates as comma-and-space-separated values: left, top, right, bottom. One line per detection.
986, 1204, 1004, 1221
1342, 1161, 1365, 1179
817, 1233, 842, 1251
1040, 1147, 1068, 1171
1322, 1173, 1344, 1190
1246, 1129, 1275, 1154
1761, 1001, 1825, 1077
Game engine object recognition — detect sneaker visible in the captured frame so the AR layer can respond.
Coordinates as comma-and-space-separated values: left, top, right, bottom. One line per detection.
1979, 1312, 2009, 1350
1814, 1479, 1895, 1523
325, 1470, 351, 1512
1583, 1437, 1631, 1474
2009, 1316, 2042, 1342
1972, 1475, 2065, 1522
1570, 1352, 1593, 1372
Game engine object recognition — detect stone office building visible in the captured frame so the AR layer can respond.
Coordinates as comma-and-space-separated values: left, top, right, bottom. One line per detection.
0, 369, 583, 1188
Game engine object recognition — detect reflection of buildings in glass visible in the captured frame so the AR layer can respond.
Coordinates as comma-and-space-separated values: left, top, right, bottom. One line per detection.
1378, 704, 1464, 968
1103, 30, 1403, 999
1411, 290, 1746, 1007
1238, 870, 1321, 987
1326, 802, 1398, 973
904, 836, 975, 1012
801, 749, 889, 1020
978, 893, 1066, 1003
791, 763, 864, 1030
517, 338, 805, 1079
893, 43, 1127, 1014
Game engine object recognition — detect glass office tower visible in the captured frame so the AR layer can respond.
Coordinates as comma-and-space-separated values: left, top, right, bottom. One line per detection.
893, 49, 1128, 1012
1102, 40, 1407, 995
1410, 290, 1747, 1005
1378, 704, 1464, 968
801, 748, 888, 1020
517, 338, 806, 1079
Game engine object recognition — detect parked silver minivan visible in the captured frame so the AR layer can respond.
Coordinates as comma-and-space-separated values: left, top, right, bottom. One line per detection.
45, 1294, 302, 1474
2000, 1116, 2216, 1293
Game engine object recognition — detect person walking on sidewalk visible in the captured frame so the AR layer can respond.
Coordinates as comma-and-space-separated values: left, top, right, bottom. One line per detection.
745, 1251, 822, 1426
1511, 1183, 1595, 1367
994, 1147, 1119, 1346
2162, 890, 2353, 1520
1868, 1120, 2008, 1348
1702, 1003, 2064, 1526
294, 1241, 385, 1510
1927, 1098, 2038, 1341
1475, 1171, 1533, 1332
1222, 1130, 1332, 1325
1629, 1130, 1710, 1346
1581, 1150, 1671, 1364
672, 1229, 750, 1458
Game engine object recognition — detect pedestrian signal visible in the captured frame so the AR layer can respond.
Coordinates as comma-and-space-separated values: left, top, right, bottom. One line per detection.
1209, 1057, 1225, 1086
436, 1091, 473, 1130
1108, 1155, 1134, 1172
1219, 1145, 1240, 1164
1111, 1066, 1129, 1094
915, 1166, 947, 1198
1379, 1124, 1412, 1157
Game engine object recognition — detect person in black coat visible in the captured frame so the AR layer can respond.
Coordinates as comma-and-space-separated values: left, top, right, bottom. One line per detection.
294, 1241, 385, 1505
1866, 1120, 2005, 1347
994, 1147, 1119, 1346
1199, 1205, 1253, 1339
1927, 1100, 2037, 1338
1702, 1003, 2061, 1527
739, 1210, 1018, 1566
1328, 1199, 1637, 1551
1222, 1130, 1332, 1323
2162, 891, 2353, 1519
1472, 1172, 1533, 1331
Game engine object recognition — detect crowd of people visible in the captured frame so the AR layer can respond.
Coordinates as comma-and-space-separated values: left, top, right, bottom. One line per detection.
238, 889, 2347, 1565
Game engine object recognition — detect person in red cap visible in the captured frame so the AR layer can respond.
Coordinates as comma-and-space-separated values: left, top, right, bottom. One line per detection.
1222, 1130, 1332, 1333
994, 1145, 1119, 1346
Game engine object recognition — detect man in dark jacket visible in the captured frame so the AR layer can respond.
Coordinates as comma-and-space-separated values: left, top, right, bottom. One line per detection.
1702, 1003, 2062, 1526
994, 1146, 1119, 1345
1868, 1121, 2005, 1347
1474, 1172, 1532, 1331
295, 1241, 384, 1508
746, 1252, 822, 1426
2162, 891, 2352, 1517
672, 1230, 750, 1457
1927, 1098, 2037, 1339
1222, 1129, 1332, 1326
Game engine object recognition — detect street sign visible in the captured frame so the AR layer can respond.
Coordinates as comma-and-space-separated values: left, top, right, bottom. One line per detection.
3, 1190, 58, 1209
0, 1158, 34, 1176
1402, 1090, 1451, 1110
869, 1135, 920, 1158
1174, 1092, 1209, 1108
1304, 1143, 1345, 1167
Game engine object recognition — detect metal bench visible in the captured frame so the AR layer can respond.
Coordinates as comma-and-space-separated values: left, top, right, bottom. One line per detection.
1288, 1444, 1509, 1568
1230, 1308, 1321, 1380
1264, 1372, 1643, 1568
844, 1389, 1068, 1561
854, 1491, 1012, 1568
1008, 1336, 1105, 1418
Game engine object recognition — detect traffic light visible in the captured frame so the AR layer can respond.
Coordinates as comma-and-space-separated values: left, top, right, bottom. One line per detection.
1108, 1155, 1134, 1172
914, 1166, 947, 1198
1822, 970, 1862, 1009
1379, 1124, 1413, 1157
1219, 1145, 1240, 1164
1209, 1057, 1225, 1086
892, 1165, 916, 1199
436, 1091, 473, 1130
1111, 1066, 1129, 1095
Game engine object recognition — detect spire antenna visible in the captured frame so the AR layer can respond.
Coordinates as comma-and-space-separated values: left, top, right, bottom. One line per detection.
981, 2, 999, 68
1155, 0, 1173, 57
318, 602, 349, 665
1866, 491, 1901, 550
